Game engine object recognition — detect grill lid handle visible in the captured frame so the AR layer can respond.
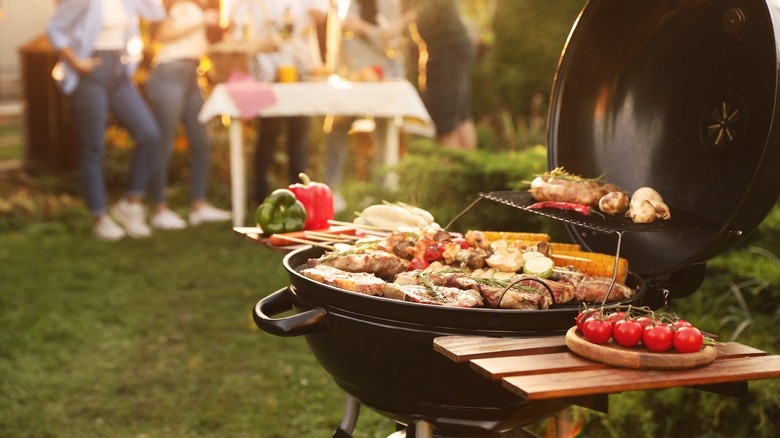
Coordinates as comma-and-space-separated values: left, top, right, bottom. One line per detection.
254, 287, 330, 337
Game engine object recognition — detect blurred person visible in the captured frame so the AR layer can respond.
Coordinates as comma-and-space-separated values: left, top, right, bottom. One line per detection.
47, 0, 166, 241
145, 0, 231, 229
242, 0, 328, 205
323, 0, 405, 210
391, 0, 477, 150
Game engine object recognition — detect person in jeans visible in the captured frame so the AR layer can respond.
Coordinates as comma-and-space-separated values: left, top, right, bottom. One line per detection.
243, 0, 328, 205
323, 0, 405, 210
47, 0, 166, 241
145, 0, 231, 229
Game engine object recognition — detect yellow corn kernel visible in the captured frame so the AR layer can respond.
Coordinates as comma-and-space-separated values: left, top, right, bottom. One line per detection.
549, 250, 629, 284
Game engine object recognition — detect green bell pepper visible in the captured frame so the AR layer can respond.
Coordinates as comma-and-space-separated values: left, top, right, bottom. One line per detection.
256, 189, 307, 234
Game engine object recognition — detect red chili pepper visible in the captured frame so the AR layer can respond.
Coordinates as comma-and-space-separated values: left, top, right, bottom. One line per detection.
528, 201, 605, 218
288, 173, 335, 230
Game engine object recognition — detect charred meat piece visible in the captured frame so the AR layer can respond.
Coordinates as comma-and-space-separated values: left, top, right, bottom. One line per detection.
573, 276, 636, 302
309, 249, 409, 280
382, 283, 483, 307
477, 282, 552, 310
513, 275, 575, 304
300, 265, 386, 296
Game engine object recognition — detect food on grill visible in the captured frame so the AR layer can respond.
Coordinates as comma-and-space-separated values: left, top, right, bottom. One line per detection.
572, 275, 634, 301
522, 255, 555, 278
485, 240, 525, 272
549, 249, 629, 284
628, 187, 672, 223
310, 245, 409, 280
529, 201, 605, 218
300, 265, 386, 296
598, 191, 629, 215
383, 282, 484, 307
528, 167, 618, 207
301, 224, 637, 309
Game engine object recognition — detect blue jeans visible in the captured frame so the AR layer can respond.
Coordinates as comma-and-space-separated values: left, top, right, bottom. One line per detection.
145, 59, 212, 204
70, 50, 161, 216
252, 116, 310, 205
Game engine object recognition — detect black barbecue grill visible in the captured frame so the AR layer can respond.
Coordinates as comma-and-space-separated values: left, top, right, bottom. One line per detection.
251, 0, 780, 436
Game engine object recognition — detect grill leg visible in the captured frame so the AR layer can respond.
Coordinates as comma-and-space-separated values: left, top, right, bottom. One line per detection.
332, 395, 361, 438
414, 420, 434, 438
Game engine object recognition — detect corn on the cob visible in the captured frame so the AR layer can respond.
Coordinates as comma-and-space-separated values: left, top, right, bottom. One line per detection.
548, 242, 582, 252
550, 250, 629, 284
481, 231, 550, 243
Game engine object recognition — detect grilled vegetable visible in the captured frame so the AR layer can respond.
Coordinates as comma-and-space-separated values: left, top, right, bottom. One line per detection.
549, 249, 629, 284
523, 256, 555, 278
256, 189, 307, 234
288, 173, 334, 230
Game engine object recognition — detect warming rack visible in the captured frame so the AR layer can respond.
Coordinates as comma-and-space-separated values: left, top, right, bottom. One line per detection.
447, 191, 722, 306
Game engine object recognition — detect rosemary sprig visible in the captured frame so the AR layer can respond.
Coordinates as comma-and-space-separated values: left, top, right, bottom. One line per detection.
318, 240, 380, 262
534, 166, 606, 184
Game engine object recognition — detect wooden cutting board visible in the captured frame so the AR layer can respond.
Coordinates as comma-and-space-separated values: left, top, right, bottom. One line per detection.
565, 326, 717, 370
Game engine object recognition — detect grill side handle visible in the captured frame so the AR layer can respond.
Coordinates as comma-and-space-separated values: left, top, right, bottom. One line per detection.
253, 287, 330, 337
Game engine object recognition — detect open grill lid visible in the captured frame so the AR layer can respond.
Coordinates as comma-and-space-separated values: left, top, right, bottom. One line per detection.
546, 0, 780, 279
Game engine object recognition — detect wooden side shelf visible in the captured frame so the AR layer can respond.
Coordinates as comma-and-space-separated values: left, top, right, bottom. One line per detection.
433, 335, 780, 401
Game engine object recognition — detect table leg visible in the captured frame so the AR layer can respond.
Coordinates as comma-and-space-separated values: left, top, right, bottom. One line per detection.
383, 115, 401, 191
229, 119, 245, 227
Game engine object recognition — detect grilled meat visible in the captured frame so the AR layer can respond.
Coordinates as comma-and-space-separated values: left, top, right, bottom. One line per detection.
574, 276, 635, 302
300, 265, 386, 296
309, 249, 409, 280
513, 275, 575, 304
382, 283, 483, 307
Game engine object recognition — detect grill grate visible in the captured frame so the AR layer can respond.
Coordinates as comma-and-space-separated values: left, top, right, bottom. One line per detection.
478, 191, 720, 235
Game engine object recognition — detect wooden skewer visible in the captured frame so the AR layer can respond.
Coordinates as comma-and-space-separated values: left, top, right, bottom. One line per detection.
304, 233, 355, 243
305, 231, 361, 241
327, 219, 393, 232
271, 234, 335, 250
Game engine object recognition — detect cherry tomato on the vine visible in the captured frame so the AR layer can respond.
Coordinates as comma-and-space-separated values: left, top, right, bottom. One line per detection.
673, 326, 704, 353
635, 316, 654, 329
642, 324, 674, 352
576, 309, 600, 331
671, 319, 693, 329
607, 312, 627, 326
582, 318, 613, 344
612, 319, 643, 347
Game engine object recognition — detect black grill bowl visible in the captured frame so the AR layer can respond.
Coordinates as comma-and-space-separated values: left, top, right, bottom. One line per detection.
253, 246, 647, 436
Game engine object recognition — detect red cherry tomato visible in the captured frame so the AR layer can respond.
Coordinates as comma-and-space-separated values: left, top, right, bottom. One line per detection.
582, 318, 613, 344
452, 237, 470, 249
672, 319, 693, 329
423, 242, 444, 261
613, 319, 643, 347
642, 324, 674, 352
635, 316, 654, 329
606, 311, 627, 326
673, 327, 704, 353
409, 257, 430, 271
576, 309, 600, 331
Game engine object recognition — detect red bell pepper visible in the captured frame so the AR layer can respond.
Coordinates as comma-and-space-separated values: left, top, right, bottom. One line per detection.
288, 173, 334, 230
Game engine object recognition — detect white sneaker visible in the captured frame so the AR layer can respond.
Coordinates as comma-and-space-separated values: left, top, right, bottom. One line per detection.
94, 216, 126, 241
189, 203, 232, 226
151, 208, 188, 230
110, 199, 152, 238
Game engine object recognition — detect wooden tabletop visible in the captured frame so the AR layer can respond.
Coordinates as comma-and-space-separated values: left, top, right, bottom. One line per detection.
433, 335, 780, 401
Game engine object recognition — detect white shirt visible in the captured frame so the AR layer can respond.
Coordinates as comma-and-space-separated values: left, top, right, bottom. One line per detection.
94, 0, 129, 50
156, 2, 210, 63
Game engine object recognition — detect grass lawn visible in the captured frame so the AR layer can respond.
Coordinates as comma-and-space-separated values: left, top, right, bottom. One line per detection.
0, 223, 397, 437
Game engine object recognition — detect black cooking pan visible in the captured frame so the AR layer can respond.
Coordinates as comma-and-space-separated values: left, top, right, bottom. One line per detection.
548, 0, 780, 280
